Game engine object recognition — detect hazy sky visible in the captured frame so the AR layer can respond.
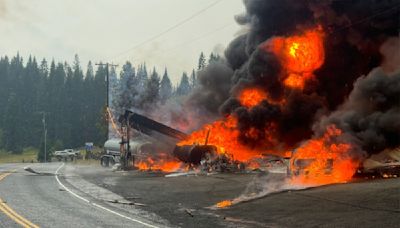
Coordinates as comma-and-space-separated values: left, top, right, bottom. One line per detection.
0, 0, 245, 83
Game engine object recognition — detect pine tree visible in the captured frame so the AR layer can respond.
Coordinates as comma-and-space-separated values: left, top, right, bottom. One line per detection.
190, 69, 196, 89
136, 63, 148, 94
160, 68, 172, 104
142, 67, 160, 106
198, 52, 206, 70
209, 52, 220, 64
0, 54, 109, 155
177, 72, 191, 96
114, 61, 138, 113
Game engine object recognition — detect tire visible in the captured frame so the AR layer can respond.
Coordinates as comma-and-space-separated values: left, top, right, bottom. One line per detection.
109, 157, 115, 166
101, 156, 109, 167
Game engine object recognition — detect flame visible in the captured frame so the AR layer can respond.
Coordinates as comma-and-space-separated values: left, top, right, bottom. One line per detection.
216, 200, 232, 208
266, 27, 325, 89
106, 107, 122, 137
178, 26, 360, 188
238, 88, 267, 108
290, 125, 358, 185
238, 87, 285, 107
178, 116, 267, 162
283, 73, 313, 90
135, 156, 184, 172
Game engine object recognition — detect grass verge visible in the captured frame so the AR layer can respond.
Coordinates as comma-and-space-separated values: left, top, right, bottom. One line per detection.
0, 148, 38, 164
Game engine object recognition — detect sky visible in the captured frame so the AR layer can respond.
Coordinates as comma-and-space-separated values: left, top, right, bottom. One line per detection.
0, 0, 245, 83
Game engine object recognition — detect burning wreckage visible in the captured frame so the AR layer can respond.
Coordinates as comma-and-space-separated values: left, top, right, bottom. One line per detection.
102, 110, 400, 181
102, 1, 399, 188
102, 110, 248, 173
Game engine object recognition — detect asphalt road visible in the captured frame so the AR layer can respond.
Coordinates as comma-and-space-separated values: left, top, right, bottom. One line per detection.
77, 164, 400, 228
0, 162, 399, 228
0, 163, 163, 228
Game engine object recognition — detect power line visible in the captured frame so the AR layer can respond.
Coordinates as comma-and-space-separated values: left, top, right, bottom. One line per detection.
163, 22, 235, 54
127, 22, 235, 63
109, 0, 223, 61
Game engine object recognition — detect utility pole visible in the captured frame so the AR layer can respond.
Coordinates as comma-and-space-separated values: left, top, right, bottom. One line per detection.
95, 63, 118, 139
40, 112, 47, 163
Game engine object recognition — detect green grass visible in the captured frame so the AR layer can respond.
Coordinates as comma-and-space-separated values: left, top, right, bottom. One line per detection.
0, 147, 38, 164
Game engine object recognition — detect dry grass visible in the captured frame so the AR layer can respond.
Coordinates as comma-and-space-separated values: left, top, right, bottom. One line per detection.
0, 148, 38, 164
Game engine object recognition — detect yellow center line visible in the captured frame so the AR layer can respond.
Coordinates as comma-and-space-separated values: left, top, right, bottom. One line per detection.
0, 200, 40, 228
0, 170, 40, 228
0, 202, 30, 228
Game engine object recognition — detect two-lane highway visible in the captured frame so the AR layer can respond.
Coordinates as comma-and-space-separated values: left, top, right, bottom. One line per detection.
0, 163, 163, 228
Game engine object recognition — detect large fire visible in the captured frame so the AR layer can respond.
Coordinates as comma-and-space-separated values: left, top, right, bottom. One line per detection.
265, 27, 325, 89
290, 125, 358, 185
178, 116, 267, 162
178, 27, 359, 186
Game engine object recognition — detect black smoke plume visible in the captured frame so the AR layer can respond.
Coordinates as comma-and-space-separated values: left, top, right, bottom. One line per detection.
186, 0, 400, 156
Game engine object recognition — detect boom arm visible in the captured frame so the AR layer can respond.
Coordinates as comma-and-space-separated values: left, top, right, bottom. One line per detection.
119, 110, 188, 141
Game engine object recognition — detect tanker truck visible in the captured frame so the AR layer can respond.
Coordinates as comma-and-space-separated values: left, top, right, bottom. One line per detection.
101, 137, 156, 168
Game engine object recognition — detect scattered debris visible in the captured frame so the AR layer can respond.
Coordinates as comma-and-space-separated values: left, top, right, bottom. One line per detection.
200, 153, 245, 173
185, 209, 194, 217
165, 171, 198, 177
105, 199, 146, 206
111, 163, 122, 172
24, 167, 40, 174
357, 148, 400, 178
24, 167, 55, 176
125, 196, 141, 200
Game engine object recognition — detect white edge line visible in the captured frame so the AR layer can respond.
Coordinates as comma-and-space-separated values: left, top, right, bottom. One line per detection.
54, 163, 159, 228
55, 163, 89, 203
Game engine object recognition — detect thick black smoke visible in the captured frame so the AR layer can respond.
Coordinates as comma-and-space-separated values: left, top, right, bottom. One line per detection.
314, 34, 400, 157
187, 0, 399, 155
317, 66, 400, 155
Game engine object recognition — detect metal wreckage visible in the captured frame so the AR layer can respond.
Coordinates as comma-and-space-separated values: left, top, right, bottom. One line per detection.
100, 110, 247, 173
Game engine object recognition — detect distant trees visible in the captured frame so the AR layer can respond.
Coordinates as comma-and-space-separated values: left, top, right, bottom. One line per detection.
198, 52, 206, 71
209, 52, 220, 64
142, 67, 160, 106
176, 72, 191, 96
160, 69, 172, 104
0, 54, 107, 158
113, 61, 137, 113
0, 50, 220, 157
189, 69, 196, 89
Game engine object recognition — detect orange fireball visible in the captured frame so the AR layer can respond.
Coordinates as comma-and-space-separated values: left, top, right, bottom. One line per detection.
265, 27, 325, 89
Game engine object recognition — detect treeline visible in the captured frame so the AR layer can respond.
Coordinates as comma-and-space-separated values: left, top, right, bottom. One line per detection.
0, 52, 220, 159
0, 54, 107, 159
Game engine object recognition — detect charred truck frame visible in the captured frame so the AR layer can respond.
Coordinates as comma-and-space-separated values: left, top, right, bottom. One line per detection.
101, 110, 217, 170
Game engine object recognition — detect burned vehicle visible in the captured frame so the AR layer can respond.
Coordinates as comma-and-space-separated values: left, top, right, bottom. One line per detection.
102, 110, 219, 170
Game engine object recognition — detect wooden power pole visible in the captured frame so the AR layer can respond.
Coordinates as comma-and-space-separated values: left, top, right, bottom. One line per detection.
95, 63, 118, 141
